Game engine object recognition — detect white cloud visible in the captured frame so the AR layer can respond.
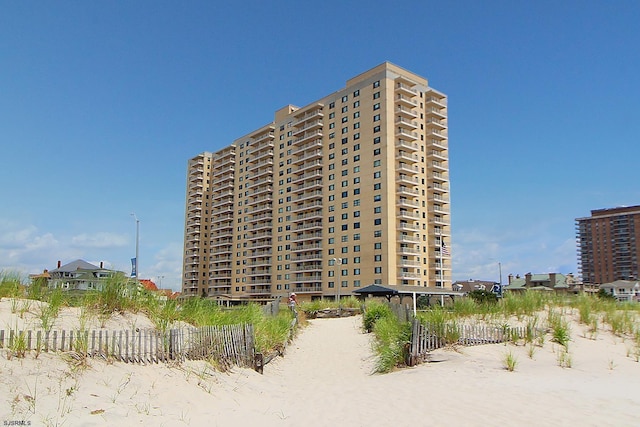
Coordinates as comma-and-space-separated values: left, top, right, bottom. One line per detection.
71, 232, 129, 248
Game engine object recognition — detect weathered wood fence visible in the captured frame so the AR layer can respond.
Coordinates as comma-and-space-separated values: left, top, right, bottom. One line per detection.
0, 324, 255, 368
408, 319, 526, 366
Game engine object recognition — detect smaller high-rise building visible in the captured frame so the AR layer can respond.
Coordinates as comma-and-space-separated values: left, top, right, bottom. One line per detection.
576, 205, 640, 284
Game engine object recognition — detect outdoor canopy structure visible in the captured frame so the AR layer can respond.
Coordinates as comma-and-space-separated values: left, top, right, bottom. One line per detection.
352, 284, 465, 315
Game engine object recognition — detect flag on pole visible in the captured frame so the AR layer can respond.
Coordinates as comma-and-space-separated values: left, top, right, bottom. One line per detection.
441, 240, 450, 256
131, 257, 137, 277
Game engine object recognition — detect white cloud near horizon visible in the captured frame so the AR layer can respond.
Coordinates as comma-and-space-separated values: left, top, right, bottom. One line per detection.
71, 232, 129, 249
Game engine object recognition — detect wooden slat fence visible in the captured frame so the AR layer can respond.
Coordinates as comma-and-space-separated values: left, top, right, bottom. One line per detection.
0, 324, 255, 369
408, 319, 526, 366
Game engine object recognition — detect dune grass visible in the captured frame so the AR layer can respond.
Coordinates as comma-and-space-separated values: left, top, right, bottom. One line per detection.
366, 290, 640, 372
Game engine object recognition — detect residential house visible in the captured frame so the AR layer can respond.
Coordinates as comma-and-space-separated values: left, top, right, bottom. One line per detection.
48, 259, 121, 291
599, 280, 640, 302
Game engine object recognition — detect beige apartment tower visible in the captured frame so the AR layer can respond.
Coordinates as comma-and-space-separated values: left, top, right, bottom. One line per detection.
182, 62, 451, 300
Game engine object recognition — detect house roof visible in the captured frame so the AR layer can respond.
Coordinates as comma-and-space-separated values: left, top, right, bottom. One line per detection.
51, 259, 100, 273
600, 280, 640, 289
139, 279, 158, 291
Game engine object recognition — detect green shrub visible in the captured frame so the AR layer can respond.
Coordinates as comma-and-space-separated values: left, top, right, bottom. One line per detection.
467, 290, 498, 305
363, 301, 393, 333
372, 316, 412, 373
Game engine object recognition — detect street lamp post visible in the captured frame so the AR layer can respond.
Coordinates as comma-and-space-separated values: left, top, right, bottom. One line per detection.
131, 213, 140, 279
332, 257, 342, 315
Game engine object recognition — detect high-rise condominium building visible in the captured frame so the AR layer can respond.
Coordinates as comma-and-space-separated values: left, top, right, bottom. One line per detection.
182, 62, 450, 300
576, 205, 640, 284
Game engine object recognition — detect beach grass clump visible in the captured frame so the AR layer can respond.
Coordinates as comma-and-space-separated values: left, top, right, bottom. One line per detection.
254, 310, 295, 354
372, 315, 412, 373
503, 351, 518, 371
550, 314, 571, 348
363, 300, 394, 333
0, 271, 25, 299
557, 348, 572, 368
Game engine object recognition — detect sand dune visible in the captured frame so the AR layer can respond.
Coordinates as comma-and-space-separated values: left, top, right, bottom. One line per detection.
1, 300, 640, 426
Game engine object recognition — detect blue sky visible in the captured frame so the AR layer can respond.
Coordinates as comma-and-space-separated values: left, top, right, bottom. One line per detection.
1, 1, 639, 291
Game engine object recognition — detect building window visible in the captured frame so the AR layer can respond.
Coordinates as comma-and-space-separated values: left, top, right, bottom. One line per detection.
374, 218, 382, 225
373, 91, 380, 99
374, 195, 381, 202
342, 127, 348, 134
329, 102, 335, 109
375, 255, 382, 262
373, 80, 380, 88
373, 114, 380, 122
353, 111, 360, 119
353, 122, 360, 129
373, 126, 381, 133
353, 89, 360, 97
374, 206, 381, 214
374, 242, 382, 249
354, 245, 361, 252
354, 100, 360, 108
373, 183, 381, 190
341, 106, 348, 113
342, 116, 348, 123
342, 95, 348, 102
353, 177, 360, 184
353, 133, 360, 140
374, 148, 381, 155
374, 267, 382, 274
373, 103, 380, 110
374, 171, 381, 179
354, 222, 360, 229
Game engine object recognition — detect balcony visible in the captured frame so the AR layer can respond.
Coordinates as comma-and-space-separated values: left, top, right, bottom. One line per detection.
291, 285, 323, 294
398, 235, 420, 244
293, 149, 323, 165
396, 128, 419, 140
430, 161, 447, 172
292, 232, 323, 242
396, 151, 420, 163
294, 159, 323, 174
245, 158, 273, 172
398, 222, 420, 231
251, 149, 273, 163
294, 210, 323, 222
246, 194, 273, 207
292, 253, 323, 262
291, 201, 323, 213
429, 129, 448, 140
425, 107, 446, 120
429, 182, 449, 192
398, 211, 420, 220
295, 190, 323, 202
426, 118, 447, 130
395, 82, 418, 96
398, 271, 421, 279
293, 180, 323, 194
399, 259, 421, 267
252, 131, 275, 144
292, 106, 324, 125
294, 129, 323, 145
293, 119, 323, 136
430, 172, 448, 183
397, 186, 419, 197
292, 139, 323, 156
292, 170, 323, 184
429, 205, 450, 214
397, 164, 420, 174
399, 246, 420, 255
397, 199, 419, 208
291, 274, 322, 284
292, 243, 322, 252
296, 221, 323, 231
396, 174, 420, 185
396, 140, 419, 151
429, 217, 450, 226
395, 117, 419, 129
427, 149, 447, 161
395, 106, 418, 119
396, 94, 418, 108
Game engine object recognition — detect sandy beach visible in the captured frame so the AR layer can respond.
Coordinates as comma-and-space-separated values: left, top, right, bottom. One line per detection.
1, 299, 640, 426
